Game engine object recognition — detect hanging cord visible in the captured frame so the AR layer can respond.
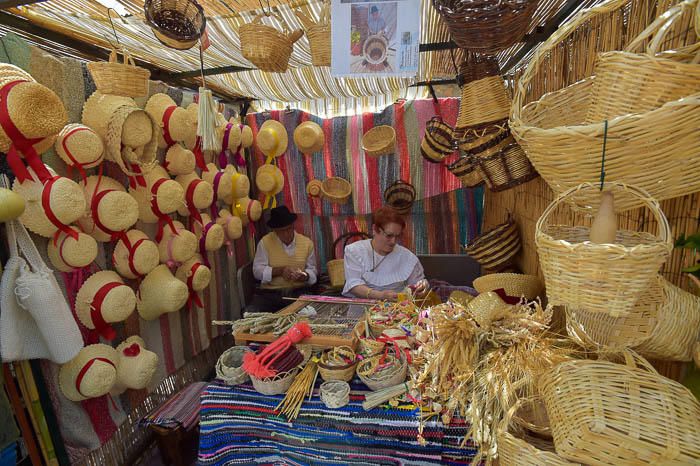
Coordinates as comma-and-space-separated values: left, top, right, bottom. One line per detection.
258, 0, 272, 16
599, 120, 609, 191
104, 8, 121, 49
199, 42, 206, 87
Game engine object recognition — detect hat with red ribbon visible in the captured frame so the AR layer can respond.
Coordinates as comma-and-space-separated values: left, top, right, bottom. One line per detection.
112, 229, 160, 280
111, 336, 158, 394
76, 175, 139, 243
75, 270, 136, 341
58, 344, 118, 402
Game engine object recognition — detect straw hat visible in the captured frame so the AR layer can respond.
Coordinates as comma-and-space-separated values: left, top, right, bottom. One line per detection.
218, 119, 242, 152
111, 336, 158, 394
306, 179, 322, 197
12, 166, 86, 237
47, 230, 98, 272
294, 121, 324, 154
158, 220, 197, 265
58, 344, 118, 402
176, 254, 212, 292
175, 172, 214, 217
75, 270, 136, 338
217, 208, 243, 240
144, 93, 190, 148
137, 264, 189, 320
255, 164, 285, 196
202, 164, 250, 206
164, 143, 195, 176
467, 292, 513, 329
77, 175, 139, 242
129, 165, 184, 223
233, 196, 262, 226
239, 123, 254, 149
112, 229, 160, 279
194, 213, 225, 252
0, 66, 68, 154
228, 166, 251, 201
54, 124, 104, 171
256, 120, 288, 158
182, 103, 198, 150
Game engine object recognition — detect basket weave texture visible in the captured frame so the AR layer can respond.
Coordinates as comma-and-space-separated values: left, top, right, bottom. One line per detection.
384, 180, 416, 214
239, 14, 299, 72
456, 76, 512, 130
320, 177, 351, 204
318, 347, 357, 382
357, 352, 407, 391
420, 117, 455, 163
144, 0, 206, 50
465, 218, 521, 271
215, 346, 251, 385
296, 4, 331, 66
362, 125, 395, 157
320, 381, 350, 408
87, 50, 150, 98
447, 155, 483, 188
477, 142, 538, 192
473, 273, 543, 301
251, 369, 298, 395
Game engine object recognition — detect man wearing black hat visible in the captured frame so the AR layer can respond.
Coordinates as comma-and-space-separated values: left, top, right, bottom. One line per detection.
368, 5, 386, 35
251, 206, 317, 312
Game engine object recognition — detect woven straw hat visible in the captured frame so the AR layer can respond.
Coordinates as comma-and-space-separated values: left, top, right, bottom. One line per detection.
130, 165, 184, 223
181, 103, 198, 149
58, 344, 118, 402
164, 143, 195, 176
112, 229, 160, 279
227, 165, 251, 201
144, 93, 190, 148
194, 213, 225, 251
158, 220, 197, 265
233, 196, 262, 226
239, 124, 254, 148
175, 172, 214, 217
111, 336, 158, 394
255, 164, 284, 196
294, 121, 324, 154
256, 120, 287, 158
77, 175, 139, 242
47, 230, 98, 272
75, 270, 136, 336
467, 291, 512, 329
217, 208, 243, 240
0, 67, 68, 154
54, 124, 104, 170
202, 164, 250, 205
218, 118, 242, 152
12, 166, 86, 237
176, 254, 212, 292
137, 264, 189, 320
306, 179, 322, 197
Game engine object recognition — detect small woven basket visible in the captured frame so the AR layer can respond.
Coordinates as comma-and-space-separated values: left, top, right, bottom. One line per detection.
318, 346, 357, 382
251, 369, 299, 396
306, 179, 322, 197
465, 218, 521, 271
362, 125, 395, 157
357, 352, 407, 391
477, 142, 538, 192
320, 380, 350, 408
320, 177, 352, 204
473, 273, 543, 301
384, 180, 416, 214
144, 0, 206, 51
420, 117, 455, 163
86, 49, 150, 98
215, 346, 252, 386
456, 75, 511, 130
239, 13, 301, 73
447, 155, 483, 188
536, 182, 672, 318
296, 4, 330, 66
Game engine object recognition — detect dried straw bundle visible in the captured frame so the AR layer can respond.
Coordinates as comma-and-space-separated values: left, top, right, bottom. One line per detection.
275, 359, 318, 421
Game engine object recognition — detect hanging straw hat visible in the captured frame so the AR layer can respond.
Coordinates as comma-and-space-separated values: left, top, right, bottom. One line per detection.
175, 172, 214, 217
12, 166, 86, 238
217, 208, 243, 241
176, 254, 212, 292
293, 121, 324, 154
202, 163, 250, 206
255, 164, 284, 196
129, 165, 185, 223
306, 179, 322, 197
256, 120, 288, 158
47, 230, 98, 272
58, 344, 118, 402
182, 103, 199, 150
112, 229, 160, 279
144, 93, 190, 148
164, 143, 195, 176
218, 117, 242, 152
194, 213, 225, 252
158, 220, 197, 265
137, 264, 189, 320
77, 175, 139, 242
111, 336, 158, 394
239, 123, 254, 148
75, 270, 136, 340
228, 165, 251, 202
467, 291, 513, 329
233, 196, 262, 226
54, 124, 104, 172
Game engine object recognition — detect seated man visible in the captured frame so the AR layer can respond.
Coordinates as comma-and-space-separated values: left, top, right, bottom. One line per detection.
251, 206, 317, 312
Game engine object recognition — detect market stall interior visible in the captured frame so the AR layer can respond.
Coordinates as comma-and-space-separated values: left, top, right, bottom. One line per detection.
0, 0, 699, 465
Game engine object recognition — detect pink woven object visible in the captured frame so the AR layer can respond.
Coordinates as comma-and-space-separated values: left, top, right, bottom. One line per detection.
242, 322, 312, 378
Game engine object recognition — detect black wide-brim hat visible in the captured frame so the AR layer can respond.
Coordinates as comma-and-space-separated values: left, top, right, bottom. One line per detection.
267, 205, 298, 229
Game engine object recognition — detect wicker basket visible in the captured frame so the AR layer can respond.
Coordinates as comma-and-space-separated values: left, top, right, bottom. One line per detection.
318, 346, 357, 382
384, 180, 415, 214
455, 118, 509, 152
457, 52, 501, 86
536, 182, 672, 318
566, 275, 700, 361
510, 0, 700, 212
320, 380, 350, 408
477, 142, 538, 191
539, 350, 700, 465
327, 231, 370, 289
296, 4, 330, 67
251, 368, 299, 395
215, 346, 252, 385
420, 117, 455, 163
465, 218, 521, 271
86, 49, 150, 98
512, 396, 551, 437
357, 337, 385, 357
473, 273, 543, 301
320, 177, 352, 204
239, 13, 302, 73
144, 0, 206, 51
447, 155, 483, 188
498, 431, 579, 466
362, 125, 395, 157
357, 352, 407, 391
456, 76, 512, 130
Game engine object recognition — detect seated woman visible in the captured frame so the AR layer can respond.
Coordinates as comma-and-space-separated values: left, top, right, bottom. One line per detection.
342, 206, 428, 300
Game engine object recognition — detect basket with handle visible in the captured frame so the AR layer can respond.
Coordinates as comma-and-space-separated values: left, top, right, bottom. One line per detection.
539, 350, 700, 465
144, 0, 206, 51
327, 231, 370, 289
420, 117, 455, 163
86, 48, 150, 98
239, 13, 303, 72
510, 0, 700, 212
295, 2, 331, 66
465, 217, 521, 271
536, 182, 672, 318
383, 180, 416, 214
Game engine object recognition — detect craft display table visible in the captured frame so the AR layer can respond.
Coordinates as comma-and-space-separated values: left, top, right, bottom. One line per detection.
197, 381, 477, 465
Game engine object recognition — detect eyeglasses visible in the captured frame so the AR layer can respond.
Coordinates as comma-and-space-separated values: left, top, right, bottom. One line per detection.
378, 227, 402, 240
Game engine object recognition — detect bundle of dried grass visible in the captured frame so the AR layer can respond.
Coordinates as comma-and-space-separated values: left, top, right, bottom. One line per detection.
214, 312, 345, 336
275, 359, 318, 421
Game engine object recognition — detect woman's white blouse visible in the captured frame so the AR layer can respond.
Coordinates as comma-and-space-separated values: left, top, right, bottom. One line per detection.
342, 239, 425, 297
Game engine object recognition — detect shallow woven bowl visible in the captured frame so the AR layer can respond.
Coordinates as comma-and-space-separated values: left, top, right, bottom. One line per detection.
362, 125, 395, 157
320, 177, 352, 204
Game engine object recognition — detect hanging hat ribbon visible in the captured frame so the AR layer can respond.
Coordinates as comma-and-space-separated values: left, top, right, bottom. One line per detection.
0, 80, 52, 183
90, 189, 127, 242
89, 281, 126, 341
126, 162, 147, 189
185, 179, 204, 226
162, 105, 177, 147
210, 171, 224, 219
186, 262, 204, 308
218, 123, 233, 168
151, 178, 177, 243
42, 176, 80, 244
60, 126, 93, 182
192, 136, 207, 171
75, 357, 116, 397
122, 343, 141, 357
198, 221, 215, 268
233, 124, 246, 168
117, 235, 147, 278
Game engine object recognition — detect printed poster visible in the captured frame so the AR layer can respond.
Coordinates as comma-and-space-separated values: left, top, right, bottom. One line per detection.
331, 0, 421, 77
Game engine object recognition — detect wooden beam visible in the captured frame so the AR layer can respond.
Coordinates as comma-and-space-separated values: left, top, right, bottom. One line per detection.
168, 64, 253, 79
409, 78, 456, 87
0, 0, 46, 8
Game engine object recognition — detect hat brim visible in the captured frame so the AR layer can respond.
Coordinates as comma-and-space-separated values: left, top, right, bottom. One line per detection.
258, 120, 288, 158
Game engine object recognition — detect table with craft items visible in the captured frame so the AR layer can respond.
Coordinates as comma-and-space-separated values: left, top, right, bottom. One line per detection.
197, 380, 477, 465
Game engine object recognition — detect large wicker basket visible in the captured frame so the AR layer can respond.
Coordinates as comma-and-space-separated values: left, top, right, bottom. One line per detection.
456, 76, 512, 131
320, 177, 352, 204
510, 0, 700, 212
362, 125, 395, 157
420, 117, 455, 163
239, 13, 302, 73
295, 3, 330, 67
539, 351, 700, 465
86, 49, 150, 98
144, 0, 206, 51
477, 142, 538, 192
465, 218, 521, 271
536, 182, 672, 318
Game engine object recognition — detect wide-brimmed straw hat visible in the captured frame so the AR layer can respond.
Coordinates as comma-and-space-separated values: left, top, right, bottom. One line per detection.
112, 229, 160, 279
75, 271, 136, 340
130, 165, 185, 223
293, 121, 324, 154
12, 166, 85, 237
255, 164, 285, 196
47, 230, 98, 272
55, 124, 104, 171
256, 120, 288, 158
233, 196, 262, 226
164, 143, 195, 176
239, 123, 254, 149
176, 254, 212, 292
202, 164, 250, 206
158, 220, 197, 265
77, 175, 139, 242
175, 172, 214, 217
111, 336, 158, 394
217, 208, 243, 240
144, 93, 190, 148
58, 344, 118, 402
218, 118, 242, 152
137, 264, 189, 320
195, 213, 225, 252
467, 291, 513, 329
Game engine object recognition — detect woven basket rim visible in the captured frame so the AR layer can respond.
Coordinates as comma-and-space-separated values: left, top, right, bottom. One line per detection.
144, 0, 207, 42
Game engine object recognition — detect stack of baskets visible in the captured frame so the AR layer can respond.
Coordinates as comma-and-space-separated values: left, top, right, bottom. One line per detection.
465, 217, 521, 271
239, 13, 304, 72
144, 0, 206, 51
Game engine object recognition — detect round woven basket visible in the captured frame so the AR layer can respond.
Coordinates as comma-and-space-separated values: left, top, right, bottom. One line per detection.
357, 352, 407, 391
86, 49, 150, 98
477, 142, 538, 191
465, 218, 521, 271
447, 155, 483, 188
144, 0, 206, 51
498, 430, 577, 466
512, 396, 551, 437
536, 182, 672, 318
239, 13, 300, 73
318, 346, 357, 382
473, 273, 543, 301
216, 346, 252, 385
320, 177, 352, 204
362, 125, 395, 157
250, 369, 299, 396
384, 180, 415, 214
320, 380, 350, 409
357, 338, 385, 357
420, 117, 455, 163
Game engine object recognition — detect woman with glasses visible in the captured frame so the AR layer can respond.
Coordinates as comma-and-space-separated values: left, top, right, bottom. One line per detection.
342, 206, 428, 300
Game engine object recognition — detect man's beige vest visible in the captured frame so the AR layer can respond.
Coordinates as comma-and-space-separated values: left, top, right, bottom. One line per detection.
260, 232, 313, 289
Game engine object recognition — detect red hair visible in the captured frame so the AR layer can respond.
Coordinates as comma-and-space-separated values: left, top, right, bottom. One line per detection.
372, 206, 406, 230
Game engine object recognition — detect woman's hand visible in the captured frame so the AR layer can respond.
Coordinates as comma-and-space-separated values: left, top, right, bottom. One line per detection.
379, 290, 398, 301
412, 279, 429, 298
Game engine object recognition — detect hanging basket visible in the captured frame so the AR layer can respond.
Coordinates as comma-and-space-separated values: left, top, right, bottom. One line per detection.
239, 13, 302, 73
456, 75, 512, 131
86, 49, 150, 98
144, 0, 206, 51
457, 52, 501, 86
454, 118, 509, 153
384, 180, 416, 214
536, 182, 672, 318
362, 125, 395, 157
320, 177, 352, 204
296, 4, 331, 67
465, 218, 521, 271
420, 117, 455, 163
477, 141, 538, 191
447, 155, 483, 188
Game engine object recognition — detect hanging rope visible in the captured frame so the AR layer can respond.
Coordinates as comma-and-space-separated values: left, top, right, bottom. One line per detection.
105, 8, 121, 49
599, 119, 609, 191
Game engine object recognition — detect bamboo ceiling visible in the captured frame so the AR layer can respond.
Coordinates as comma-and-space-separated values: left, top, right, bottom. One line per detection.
6, 0, 602, 106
